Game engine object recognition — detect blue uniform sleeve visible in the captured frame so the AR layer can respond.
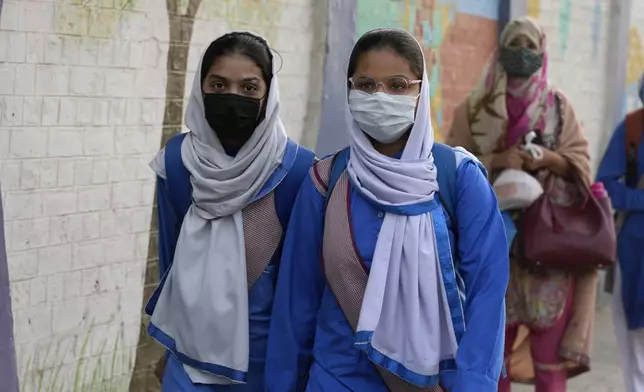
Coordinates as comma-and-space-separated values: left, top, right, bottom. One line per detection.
265, 174, 327, 391
157, 177, 180, 278
596, 121, 644, 212
453, 161, 509, 392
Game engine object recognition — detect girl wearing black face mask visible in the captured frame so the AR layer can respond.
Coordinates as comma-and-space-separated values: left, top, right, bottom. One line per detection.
199, 33, 273, 156
145, 31, 315, 392
447, 17, 594, 392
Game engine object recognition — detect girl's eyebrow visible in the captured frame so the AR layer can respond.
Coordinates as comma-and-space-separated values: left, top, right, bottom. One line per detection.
353, 74, 415, 80
208, 74, 260, 83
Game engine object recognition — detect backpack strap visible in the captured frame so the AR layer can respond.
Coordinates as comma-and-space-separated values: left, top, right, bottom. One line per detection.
274, 143, 316, 229
325, 148, 350, 203
431, 143, 457, 225
320, 145, 458, 221
164, 133, 192, 223
625, 108, 644, 181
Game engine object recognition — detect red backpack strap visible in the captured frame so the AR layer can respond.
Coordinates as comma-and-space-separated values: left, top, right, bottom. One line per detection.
310, 152, 340, 196
625, 109, 644, 155
625, 108, 644, 178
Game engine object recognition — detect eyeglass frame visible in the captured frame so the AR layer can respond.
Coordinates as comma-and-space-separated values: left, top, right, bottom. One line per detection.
348, 76, 422, 95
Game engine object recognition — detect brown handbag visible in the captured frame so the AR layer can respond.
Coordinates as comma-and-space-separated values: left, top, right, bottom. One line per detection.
520, 175, 617, 270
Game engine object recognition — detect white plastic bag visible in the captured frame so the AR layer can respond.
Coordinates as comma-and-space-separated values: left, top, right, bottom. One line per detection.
493, 169, 544, 211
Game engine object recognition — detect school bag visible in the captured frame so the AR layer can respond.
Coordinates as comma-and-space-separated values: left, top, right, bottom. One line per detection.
323, 142, 463, 258
164, 132, 315, 231
314, 143, 496, 392
149, 132, 314, 378
148, 133, 315, 326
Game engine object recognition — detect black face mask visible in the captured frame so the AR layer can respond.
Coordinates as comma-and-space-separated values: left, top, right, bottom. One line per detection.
203, 93, 262, 154
499, 47, 543, 78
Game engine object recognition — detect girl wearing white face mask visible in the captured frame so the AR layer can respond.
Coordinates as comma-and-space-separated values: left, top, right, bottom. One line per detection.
265, 28, 509, 392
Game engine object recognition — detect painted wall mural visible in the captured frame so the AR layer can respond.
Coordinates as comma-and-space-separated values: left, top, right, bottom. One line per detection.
354, 0, 500, 141
625, 26, 644, 113
527, 0, 540, 19
558, 0, 571, 56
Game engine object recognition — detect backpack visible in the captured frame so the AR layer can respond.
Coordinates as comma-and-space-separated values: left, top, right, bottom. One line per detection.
164, 132, 314, 229
159, 132, 314, 278
318, 144, 505, 382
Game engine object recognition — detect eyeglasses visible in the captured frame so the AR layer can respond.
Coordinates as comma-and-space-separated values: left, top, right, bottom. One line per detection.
349, 76, 421, 95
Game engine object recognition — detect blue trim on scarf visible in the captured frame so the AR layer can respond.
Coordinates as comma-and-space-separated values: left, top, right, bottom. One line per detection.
432, 204, 467, 343
347, 176, 439, 216
148, 322, 247, 384
354, 331, 456, 387
351, 198, 466, 386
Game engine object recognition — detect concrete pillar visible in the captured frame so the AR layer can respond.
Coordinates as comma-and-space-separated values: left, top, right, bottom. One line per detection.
597, 0, 633, 308
604, 0, 633, 135
499, 0, 524, 35
314, 0, 357, 157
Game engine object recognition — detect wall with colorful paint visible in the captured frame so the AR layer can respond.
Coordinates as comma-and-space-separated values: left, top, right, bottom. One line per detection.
0, 0, 321, 390
354, 0, 501, 142
318, 0, 641, 168
525, 0, 616, 170
2, 0, 644, 390
626, 0, 644, 112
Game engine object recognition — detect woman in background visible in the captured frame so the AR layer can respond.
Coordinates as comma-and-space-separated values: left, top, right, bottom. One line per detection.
145, 31, 314, 391
447, 17, 595, 392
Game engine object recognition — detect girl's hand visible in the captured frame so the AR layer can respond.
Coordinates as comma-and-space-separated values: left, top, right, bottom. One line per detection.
522, 147, 551, 171
492, 143, 530, 170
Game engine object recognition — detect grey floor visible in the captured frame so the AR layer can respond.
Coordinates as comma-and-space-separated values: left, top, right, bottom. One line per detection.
512, 304, 625, 392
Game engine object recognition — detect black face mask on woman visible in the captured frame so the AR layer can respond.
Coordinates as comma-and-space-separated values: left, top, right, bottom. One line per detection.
203, 93, 262, 154
499, 47, 543, 78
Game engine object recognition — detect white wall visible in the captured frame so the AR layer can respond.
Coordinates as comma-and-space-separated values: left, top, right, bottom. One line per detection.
529, 0, 613, 174
626, 0, 644, 112
0, 0, 317, 389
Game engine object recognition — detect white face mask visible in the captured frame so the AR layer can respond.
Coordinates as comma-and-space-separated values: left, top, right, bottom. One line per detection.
348, 90, 417, 143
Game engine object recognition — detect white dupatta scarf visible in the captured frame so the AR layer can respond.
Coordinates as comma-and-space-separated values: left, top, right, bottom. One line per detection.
347, 30, 458, 384
149, 32, 287, 384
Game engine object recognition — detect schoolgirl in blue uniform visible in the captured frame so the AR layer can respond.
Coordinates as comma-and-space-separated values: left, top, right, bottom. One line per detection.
144, 31, 315, 391
596, 73, 644, 392
265, 28, 509, 392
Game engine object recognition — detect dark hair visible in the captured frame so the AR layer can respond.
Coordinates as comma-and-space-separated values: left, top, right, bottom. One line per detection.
347, 28, 424, 79
200, 32, 273, 86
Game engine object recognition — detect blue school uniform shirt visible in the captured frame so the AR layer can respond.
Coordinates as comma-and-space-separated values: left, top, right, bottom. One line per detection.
147, 136, 315, 391
265, 153, 509, 392
596, 119, 644, 330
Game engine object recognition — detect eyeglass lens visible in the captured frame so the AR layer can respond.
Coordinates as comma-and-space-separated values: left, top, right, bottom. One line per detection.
352, 77, 412, 95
